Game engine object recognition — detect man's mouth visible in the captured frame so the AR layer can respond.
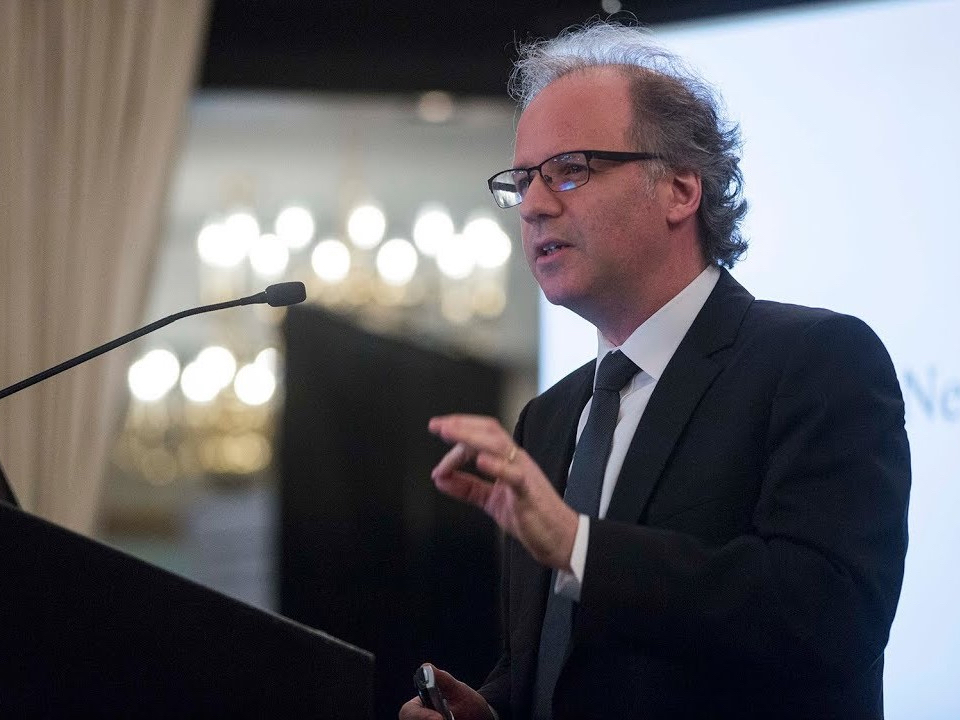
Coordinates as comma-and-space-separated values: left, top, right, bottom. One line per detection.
538, 241, 568, 257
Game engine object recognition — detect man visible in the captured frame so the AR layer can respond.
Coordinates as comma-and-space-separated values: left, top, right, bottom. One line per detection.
400, 21, 910, 720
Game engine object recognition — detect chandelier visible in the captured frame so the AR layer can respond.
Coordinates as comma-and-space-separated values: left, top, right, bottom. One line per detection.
111, 199, 515, 487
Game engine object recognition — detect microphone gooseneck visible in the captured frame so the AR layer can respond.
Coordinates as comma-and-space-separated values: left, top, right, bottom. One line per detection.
0, 282, 307, 401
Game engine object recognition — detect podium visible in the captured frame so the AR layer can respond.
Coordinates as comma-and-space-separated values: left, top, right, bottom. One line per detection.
0, 500, 374, 717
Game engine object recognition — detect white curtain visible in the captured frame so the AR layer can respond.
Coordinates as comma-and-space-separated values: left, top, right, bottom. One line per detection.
0, 1, 210, 533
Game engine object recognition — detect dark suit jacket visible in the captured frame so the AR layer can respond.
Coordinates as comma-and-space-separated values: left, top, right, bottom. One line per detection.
479, 270, 910, 719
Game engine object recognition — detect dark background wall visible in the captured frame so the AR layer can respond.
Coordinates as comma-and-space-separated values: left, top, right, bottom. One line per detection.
280, 307, 504, 716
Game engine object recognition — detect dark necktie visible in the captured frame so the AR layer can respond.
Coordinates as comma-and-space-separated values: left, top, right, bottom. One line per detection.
532, 350, 640, 719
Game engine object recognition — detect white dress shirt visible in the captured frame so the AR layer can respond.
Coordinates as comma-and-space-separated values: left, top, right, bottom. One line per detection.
555, 265, 721, 601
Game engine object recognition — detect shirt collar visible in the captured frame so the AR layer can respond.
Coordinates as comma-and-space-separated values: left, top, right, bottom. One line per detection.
596, 265, 721, 382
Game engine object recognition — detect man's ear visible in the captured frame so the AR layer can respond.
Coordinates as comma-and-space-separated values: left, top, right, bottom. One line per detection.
665, 170, 701, 226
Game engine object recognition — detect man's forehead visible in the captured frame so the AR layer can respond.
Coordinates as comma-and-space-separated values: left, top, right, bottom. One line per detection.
512, 67, 636, 165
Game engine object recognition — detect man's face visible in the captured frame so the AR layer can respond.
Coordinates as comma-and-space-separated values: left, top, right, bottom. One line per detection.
513, 67, 675, 331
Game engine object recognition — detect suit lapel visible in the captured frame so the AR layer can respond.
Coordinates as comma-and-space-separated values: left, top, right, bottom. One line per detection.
532, 363, 594, 497
516, 362, 593, 587
510, 366, 594, 714
605, 270, 754, 523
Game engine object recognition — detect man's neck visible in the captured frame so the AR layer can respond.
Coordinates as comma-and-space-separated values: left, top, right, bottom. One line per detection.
595, 262, 710, 347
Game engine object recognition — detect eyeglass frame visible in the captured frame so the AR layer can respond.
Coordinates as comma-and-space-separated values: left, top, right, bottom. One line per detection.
486, 149, 663, 209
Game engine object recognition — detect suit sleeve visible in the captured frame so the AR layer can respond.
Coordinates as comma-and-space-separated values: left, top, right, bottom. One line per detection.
579, 313, 910, 682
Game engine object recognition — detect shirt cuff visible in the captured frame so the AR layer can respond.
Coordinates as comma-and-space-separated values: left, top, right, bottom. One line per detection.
554, 514, 589, 602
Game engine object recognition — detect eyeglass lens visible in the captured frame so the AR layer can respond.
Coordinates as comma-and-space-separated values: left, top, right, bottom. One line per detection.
491, 152, 590, 207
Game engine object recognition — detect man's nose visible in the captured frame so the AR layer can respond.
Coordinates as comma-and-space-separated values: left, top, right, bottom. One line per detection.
518, 171, 562, 222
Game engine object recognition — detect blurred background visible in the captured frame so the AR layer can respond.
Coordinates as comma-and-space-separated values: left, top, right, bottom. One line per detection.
2, 0, 957, 717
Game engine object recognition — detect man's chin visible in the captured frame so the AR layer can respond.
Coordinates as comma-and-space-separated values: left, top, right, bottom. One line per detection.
539, 285, 588, 315
539, 286, 572, 307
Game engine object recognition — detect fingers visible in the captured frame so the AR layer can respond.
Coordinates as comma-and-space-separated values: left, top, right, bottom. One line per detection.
429, 415, 517, 459
430, 665, 458, 688
433, 470, 493, 509
399, 696, 442, 719
473, 444, 522, 480
433, 446, 526, 503
422, 665, 498, 720
432, 441, 476, 478
430, 415, 521, 482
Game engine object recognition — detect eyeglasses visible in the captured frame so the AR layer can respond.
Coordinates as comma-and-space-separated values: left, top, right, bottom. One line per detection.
486, 150, 662, 209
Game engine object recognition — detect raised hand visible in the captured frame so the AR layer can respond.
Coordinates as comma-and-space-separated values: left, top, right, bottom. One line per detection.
428, 414, 579, 571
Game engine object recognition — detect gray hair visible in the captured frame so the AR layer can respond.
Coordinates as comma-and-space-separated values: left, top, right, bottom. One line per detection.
510, 21, 748, 268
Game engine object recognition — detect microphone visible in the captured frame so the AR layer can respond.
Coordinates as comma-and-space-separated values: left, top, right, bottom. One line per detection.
261, 281, 307, 308
0, 281, 306, 402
